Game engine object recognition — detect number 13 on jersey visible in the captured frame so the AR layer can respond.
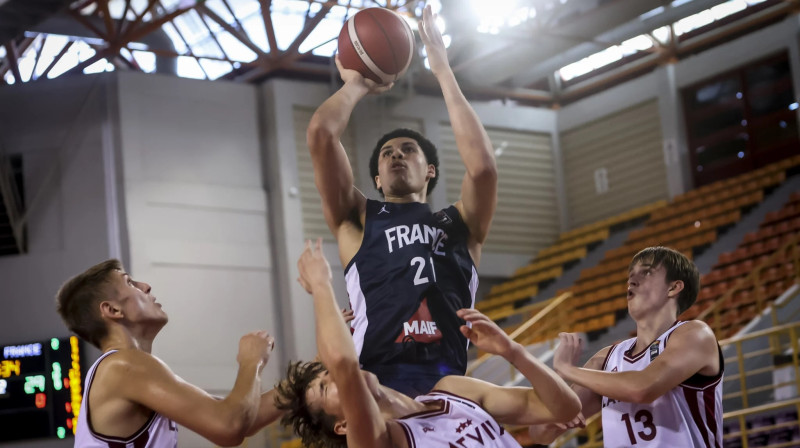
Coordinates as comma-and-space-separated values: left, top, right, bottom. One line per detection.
621, 409, 656, 444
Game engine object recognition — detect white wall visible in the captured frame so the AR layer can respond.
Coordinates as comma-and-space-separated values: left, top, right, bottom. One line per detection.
116, 71, 278, 447
0, 73, 115, 448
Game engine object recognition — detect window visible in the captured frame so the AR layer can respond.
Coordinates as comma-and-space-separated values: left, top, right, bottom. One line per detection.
682, 52, 798, 186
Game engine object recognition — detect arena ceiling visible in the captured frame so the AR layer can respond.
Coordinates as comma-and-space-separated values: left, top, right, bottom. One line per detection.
0, 0, 796, 106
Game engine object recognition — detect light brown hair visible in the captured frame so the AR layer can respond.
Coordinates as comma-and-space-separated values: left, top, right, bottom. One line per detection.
630, 247, 700, 316
55, 259, 122, 349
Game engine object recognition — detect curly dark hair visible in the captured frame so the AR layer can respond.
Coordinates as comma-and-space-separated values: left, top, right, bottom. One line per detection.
630, 246, 700, 316
369, 128, 440, 197
55, 259, 122, 349
275, 361, 346, 448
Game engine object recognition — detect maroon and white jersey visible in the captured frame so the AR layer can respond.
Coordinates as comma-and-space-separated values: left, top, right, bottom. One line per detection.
601, 321, 723, 448
75, 350, 178, 448
396, 390, 521, 447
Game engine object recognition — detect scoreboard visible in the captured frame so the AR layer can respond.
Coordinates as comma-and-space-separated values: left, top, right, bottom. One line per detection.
0, 336, 83, 442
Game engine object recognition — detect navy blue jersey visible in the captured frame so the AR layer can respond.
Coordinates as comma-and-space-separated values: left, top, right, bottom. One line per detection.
344, 199, 478, 376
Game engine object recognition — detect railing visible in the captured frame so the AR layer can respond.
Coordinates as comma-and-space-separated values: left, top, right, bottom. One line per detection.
551, 320, 800, 447
698, 231, 799, 337
722, 398, 800, 448
466, 292, 573, 380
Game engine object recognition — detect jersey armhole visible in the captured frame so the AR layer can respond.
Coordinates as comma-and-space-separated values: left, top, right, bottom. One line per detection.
601, 344, 617, 371
344, 199, 377, 273
681, 344, 724, 389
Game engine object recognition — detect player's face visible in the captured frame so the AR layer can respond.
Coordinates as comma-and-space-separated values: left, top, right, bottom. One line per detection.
627, 262, 672, 319
375, 137, 434, 197
109, 270, 168, 326
306, 370, 344, 419
305, 369, 385, 430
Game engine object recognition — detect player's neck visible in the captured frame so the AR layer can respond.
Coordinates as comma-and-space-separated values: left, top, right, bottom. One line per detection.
101, 325, 156, 354
383, 191, 427, 204
381, 387, 427, 418
634, 311, 677, 352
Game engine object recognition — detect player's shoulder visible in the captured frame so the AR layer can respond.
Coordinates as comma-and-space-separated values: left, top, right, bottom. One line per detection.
664, 320, 719, 355
96, 349, 168, 381
672, 319, 717, 340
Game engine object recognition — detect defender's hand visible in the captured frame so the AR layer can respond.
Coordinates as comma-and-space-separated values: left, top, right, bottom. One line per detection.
297, 238, 333, 294
553, 332, 583, 375
341, 308, 355, 324
457, 309, 515, 358
237, 330, 274, 371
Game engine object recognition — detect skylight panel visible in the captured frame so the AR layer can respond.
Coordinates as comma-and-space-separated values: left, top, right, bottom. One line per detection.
558, 34, 652, 81
241, 14, 270, 52
198, 58, 233, 79
132, 50, 157, 73
162, 22, 189, 53
204, 0, 236, 24
48, 40, 95, 78
216, 31, 258, 62
17, 37, 43, 82
176, 55, 206, 78
84, 58, 114, 74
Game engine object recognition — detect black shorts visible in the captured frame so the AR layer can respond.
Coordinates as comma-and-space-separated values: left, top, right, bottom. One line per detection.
365, 363, 463, 398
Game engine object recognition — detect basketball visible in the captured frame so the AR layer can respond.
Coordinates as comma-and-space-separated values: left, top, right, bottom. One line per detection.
337, 8, 415, 84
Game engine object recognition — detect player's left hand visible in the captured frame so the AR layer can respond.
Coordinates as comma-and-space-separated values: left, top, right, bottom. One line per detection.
418, 5, 450, 77
457, 309, 515, 358
297, 238, 333, 294
553, 332, 583, 376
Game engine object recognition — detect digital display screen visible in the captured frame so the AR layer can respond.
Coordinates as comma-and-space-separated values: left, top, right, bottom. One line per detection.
0, 336, 83, 442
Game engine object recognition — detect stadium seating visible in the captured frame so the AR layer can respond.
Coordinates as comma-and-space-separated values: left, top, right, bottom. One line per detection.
685, 189, 800, 338
556, 156, 797, 335
476, 201, 666, 316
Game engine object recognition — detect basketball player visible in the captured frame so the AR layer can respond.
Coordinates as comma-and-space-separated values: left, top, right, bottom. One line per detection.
276, 239, 580, 448
528, 246, 723, 447
55, 260, 284, 447
308, 4, 497, 396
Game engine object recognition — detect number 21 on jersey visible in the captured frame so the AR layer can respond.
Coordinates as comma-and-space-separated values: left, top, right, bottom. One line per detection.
410, 257, 437, 285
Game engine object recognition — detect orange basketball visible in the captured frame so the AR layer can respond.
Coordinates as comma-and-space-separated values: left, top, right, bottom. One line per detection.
337, 8, 415, 84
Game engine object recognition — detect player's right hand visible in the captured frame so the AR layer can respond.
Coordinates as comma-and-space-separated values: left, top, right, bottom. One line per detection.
237, 330, 274, 370
335, 54, 394, 94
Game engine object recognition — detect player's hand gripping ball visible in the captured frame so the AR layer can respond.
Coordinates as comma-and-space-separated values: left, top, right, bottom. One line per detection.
337, 7, 415, 84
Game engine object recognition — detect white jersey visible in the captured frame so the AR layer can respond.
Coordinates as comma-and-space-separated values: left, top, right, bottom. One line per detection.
396, 390, 521, 448
601, 321, 723, 448
75, 350, 179, 448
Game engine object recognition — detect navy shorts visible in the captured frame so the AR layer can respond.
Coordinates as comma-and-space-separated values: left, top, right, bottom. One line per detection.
365, 363, 464, 398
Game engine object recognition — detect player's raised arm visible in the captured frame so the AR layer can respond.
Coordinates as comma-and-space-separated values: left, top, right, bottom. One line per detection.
106, 332, 273, 447
307, 57, 393, 236
554, 322, 719, 404
296, 239, 392, 448
527, 345, 610, 445
438, 309, 580, 426
244, 388, 283, 436
419, 5, 497, 259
